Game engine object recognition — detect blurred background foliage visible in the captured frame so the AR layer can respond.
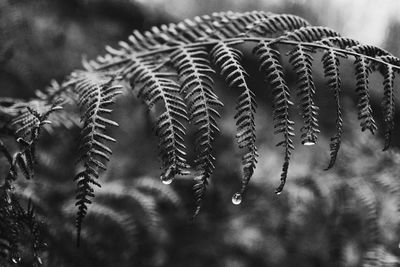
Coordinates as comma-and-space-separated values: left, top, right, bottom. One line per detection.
1, 0, 400, 266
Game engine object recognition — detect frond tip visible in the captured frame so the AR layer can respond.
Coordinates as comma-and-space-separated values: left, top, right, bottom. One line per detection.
68, 71, 123, 245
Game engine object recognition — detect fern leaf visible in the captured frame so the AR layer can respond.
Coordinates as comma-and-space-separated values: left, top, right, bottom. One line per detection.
318, 36, 360, 49
133, 177, 181, 207
124, 56, 190, 182
85, 203, 138, 241
288, 44, 320, 145
378, 55, 400, 67
254, 41, 294, 194
171, 46, 223, 215
381, 64, 395, 150
10, 100, 58, 138
349, 44, 391, 57
105, 11, 269, 58
210, 41, 258, 197
349, 179, 381, 266
354, 57, 377, 134
210, 11, 269, 38
246, 14, 310, 36
96, 183, 159, 231
69, 71, 123, 245
322, 48, 345, 170
282, 26, 340, 42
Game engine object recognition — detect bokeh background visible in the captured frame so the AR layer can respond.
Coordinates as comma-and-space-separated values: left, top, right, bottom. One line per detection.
1, 0, 400, 266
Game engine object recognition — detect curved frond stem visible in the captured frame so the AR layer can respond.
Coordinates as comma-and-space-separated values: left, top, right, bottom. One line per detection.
95, 37, 400, 73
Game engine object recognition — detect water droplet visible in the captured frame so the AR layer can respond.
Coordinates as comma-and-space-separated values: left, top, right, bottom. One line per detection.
160, 167, 174, 185
162, 178, 173, 185
303, 140, 315, 146
231, 192, 242, 205
275, 191, 282, 195
11, 257, 21, 264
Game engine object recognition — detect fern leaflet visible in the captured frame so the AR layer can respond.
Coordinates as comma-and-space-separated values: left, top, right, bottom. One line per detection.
210, 41, 258, 197
68, 71, 123, 245
322, 48, 345, 170
254, 42, 294, 194
288, 44, 319, 145
170, 46, 223, 215
354, 56, 377, 134
381, 64, 395, 150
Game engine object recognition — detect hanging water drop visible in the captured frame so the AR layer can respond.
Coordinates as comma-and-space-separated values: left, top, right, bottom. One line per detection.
275, 190, 282, 195
303, 139, 316, 146
231, 192, 242, 205
302, 135, 316, 146
160, 167, 174, 185
11, 257, 21, 264
161, 177, 173, 185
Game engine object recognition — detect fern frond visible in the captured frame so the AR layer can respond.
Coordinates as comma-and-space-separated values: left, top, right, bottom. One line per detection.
133, 177, 181, 207
322, 48, 345, 170
350, 179, 380, 248
125, 56, 190, 182
104, 11, 272, 59
254, 42, 294, 194
170, 46, 223, 215
246, 14, 310, 36
282, 26, 340, 42
378, 55, 400, 67
10, 99, 61, 138
317, 36, 360, 49
96, 183, 159, 231
381, 64, 395, 150
349, 44, 391, 57
348, 179, 383, 267
7, 11, 400, 235
68, 71, 123, 245
210, 41, 258, 196
0, 194, 43, 265
288, 44, 319, 145
62, 201, 138, 245
354, 57, 377, 134
86, 203, 138, 241
1, 102, 62, 189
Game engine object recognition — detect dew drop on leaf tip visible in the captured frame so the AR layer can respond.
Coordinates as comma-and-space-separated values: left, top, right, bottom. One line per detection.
160, 170, 174, 185
232, 192, 242, 205
161, 177, 173, 185
11, 257, 21, 264
303, 140, 316, 146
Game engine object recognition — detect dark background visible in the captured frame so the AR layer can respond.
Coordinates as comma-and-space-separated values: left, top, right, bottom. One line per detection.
1, 0, 400, 266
